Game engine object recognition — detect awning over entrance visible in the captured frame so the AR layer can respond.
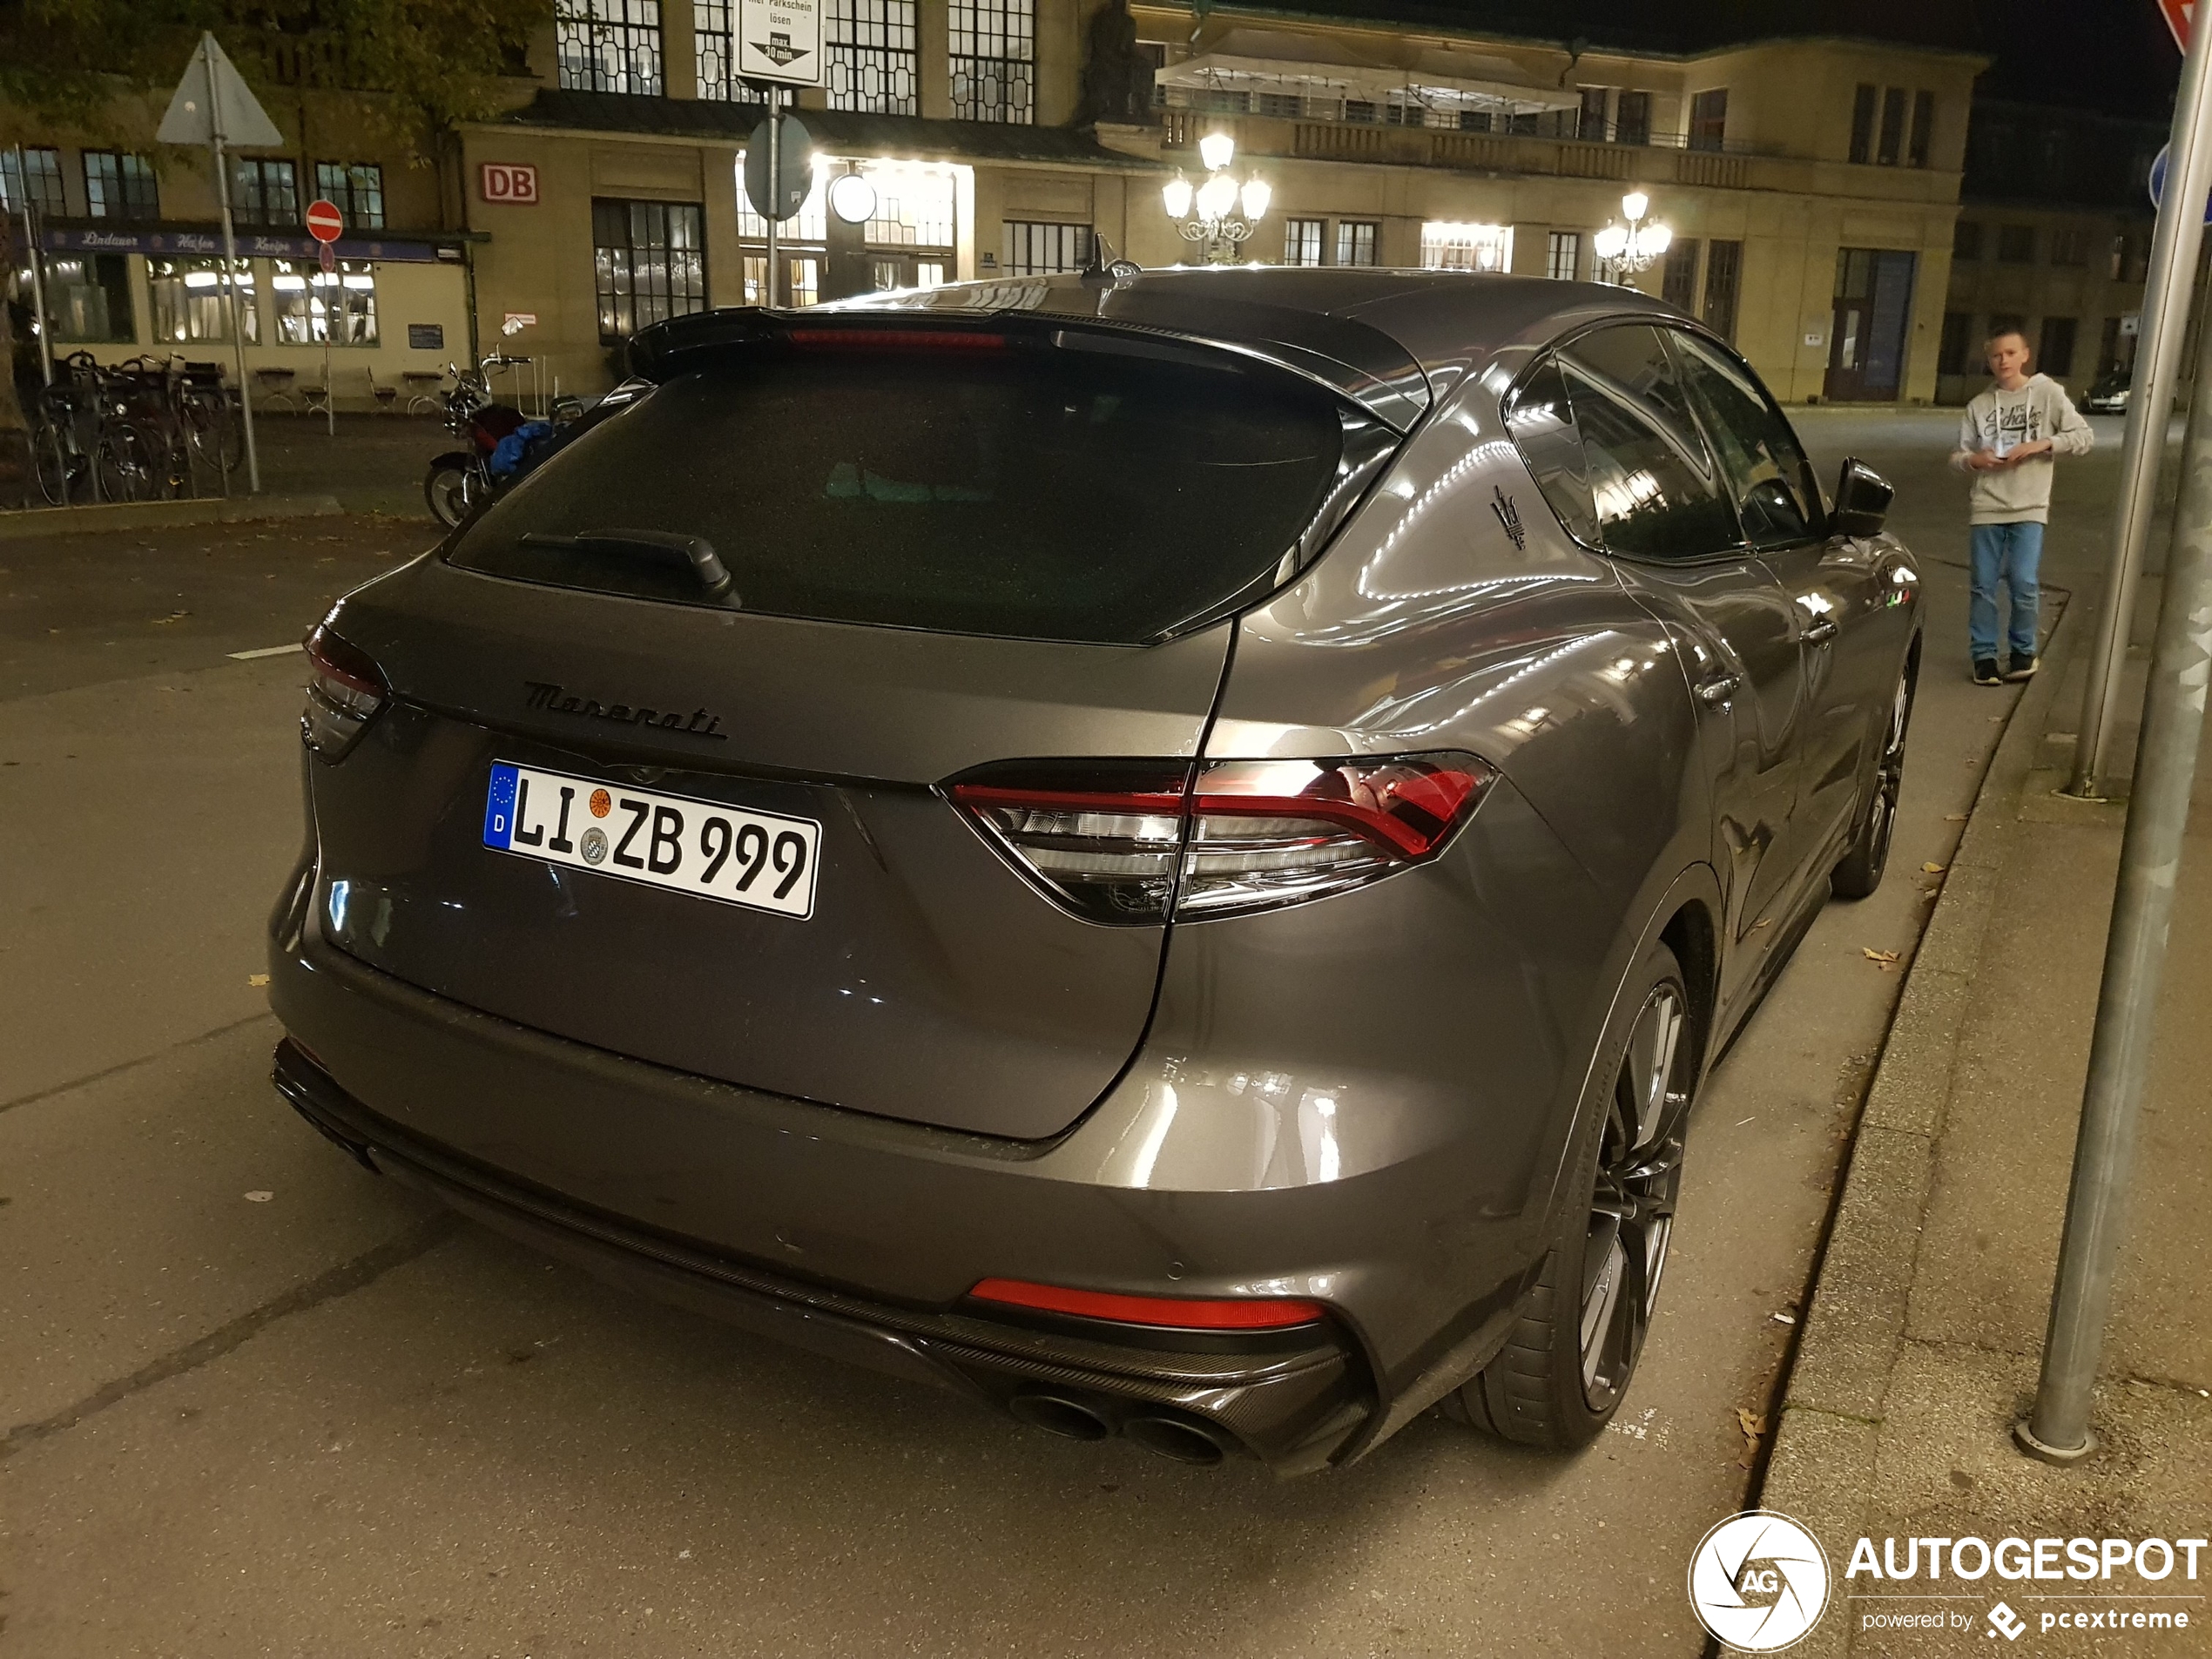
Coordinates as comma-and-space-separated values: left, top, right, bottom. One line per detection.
37, 220, 469, 265
1155, 28, 1577, 117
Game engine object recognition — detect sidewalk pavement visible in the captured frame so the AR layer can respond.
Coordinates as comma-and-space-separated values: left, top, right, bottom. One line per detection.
1761, 600, 2212, 1656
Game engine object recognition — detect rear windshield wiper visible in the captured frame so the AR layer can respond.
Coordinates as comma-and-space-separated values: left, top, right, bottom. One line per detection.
519, 529, 736, 602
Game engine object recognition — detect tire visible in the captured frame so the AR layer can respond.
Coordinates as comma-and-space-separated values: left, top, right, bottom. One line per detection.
1832, 664, 1915, 900
1454, 940, 1696, 1449
425, 462, 478, 528
95, 423, 158, 503
31, 420, 84, 507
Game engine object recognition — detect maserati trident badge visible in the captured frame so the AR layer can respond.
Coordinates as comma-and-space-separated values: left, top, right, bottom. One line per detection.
1492, 485, 1526, 551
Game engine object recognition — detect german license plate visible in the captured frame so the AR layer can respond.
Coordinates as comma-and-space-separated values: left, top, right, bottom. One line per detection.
482, 761, 819, 920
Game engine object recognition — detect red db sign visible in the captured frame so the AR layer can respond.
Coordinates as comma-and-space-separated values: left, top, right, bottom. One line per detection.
480, 163, 539, 206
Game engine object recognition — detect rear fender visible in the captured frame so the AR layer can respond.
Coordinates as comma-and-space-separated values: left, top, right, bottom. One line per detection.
427, 450, 476, 475
1536, 860, 1725, 1228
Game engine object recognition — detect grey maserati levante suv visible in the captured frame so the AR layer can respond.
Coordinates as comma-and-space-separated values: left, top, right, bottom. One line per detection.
269, 268, 1919, 1473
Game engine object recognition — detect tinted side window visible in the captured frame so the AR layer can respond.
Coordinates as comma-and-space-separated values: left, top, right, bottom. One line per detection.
1559, 324, 1742, 563
1667, 329, 1826, 548
1503, 355, 1598, 546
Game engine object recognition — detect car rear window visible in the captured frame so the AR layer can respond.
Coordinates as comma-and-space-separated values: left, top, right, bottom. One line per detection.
447, 337, 1349, 645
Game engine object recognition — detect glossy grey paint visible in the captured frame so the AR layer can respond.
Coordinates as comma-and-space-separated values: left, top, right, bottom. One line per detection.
274, 269, 1920, 1467
310, 560, 1240, 1139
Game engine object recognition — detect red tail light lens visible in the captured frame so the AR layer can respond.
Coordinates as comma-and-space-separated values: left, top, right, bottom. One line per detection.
947, 753, 1493, 922
301, 623, 388, 759
948, 763, 1189, 923
786, 327, 1008, 354
1178, 756, 1492, 917
968, 1278, 1326, 1330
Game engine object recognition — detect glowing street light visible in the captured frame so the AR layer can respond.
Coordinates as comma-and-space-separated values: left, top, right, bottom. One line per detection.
1593, 190, 1672, 282
1163, 130, 1271, 264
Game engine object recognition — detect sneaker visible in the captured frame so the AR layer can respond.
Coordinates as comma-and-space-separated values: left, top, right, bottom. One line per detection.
2004, 653, 2039, 682
1973, 658, 2002, 685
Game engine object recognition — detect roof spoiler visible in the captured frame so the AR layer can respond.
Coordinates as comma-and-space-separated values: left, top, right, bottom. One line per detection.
625, 287, 1433, 434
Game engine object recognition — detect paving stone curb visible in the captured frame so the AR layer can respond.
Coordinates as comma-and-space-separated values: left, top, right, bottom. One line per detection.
0, 494, 344, 540
1753, 602, 2080, 1659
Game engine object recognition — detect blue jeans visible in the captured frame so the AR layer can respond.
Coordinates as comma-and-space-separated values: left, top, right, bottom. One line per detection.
1970, 521, 2044, 662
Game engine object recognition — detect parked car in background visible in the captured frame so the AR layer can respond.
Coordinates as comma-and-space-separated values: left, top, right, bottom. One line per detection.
2082, 368, 2132, 415
269, 270, 1920, 1473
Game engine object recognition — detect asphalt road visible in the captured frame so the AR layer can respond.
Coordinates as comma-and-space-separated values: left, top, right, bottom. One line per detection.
0, 412, 2129, 1656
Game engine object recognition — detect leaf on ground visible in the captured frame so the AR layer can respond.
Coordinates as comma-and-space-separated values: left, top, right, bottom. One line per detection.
1735, 1406, 1766, 1467
1921, 862, 1947, 874
244, 1190, 273, 1203
1945, 813, 1969, 822
1751, 917, 1773, 930
1862, 948, 1901, 965
247, 973, 270, 988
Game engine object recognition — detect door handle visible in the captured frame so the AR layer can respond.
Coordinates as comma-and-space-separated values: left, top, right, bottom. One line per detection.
1696, 671, 1742, 705
1802, 617, 1839, 644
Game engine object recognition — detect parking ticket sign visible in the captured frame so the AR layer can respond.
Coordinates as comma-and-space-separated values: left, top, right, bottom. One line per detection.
736, 0, 823, 85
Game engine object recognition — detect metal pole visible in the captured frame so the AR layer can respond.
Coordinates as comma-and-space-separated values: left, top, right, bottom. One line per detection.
206, 36, 262, 494
765, 85, 782, 307
320, 275, 334, 436
17, 150, 64, 507
2018, 269, 2212, 1465
2068, 13, 2212, 797
16, 147, 53, 388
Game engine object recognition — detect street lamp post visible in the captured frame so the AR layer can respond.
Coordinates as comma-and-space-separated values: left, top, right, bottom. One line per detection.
1591, 191, 1672, 285
1163, 131, 1271, 264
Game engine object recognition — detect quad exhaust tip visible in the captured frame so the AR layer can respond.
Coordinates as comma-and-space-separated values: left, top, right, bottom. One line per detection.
1122, 1414, 1228, 1467
1007, 1389, 1233, 1467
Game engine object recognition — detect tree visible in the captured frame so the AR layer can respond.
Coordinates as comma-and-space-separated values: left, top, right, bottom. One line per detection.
0, 0, 549, 468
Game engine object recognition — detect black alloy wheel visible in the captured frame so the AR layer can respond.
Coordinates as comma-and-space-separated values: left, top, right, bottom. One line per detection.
1579, 980, 1688, 1413
1833, 666, 1913, 900
1453, 941, 1696, 1448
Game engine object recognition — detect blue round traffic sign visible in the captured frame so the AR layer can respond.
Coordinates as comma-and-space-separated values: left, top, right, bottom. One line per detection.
2147, 144, 2212, 224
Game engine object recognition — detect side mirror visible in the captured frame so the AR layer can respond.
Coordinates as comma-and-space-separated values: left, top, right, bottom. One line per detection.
1833, 457, 1893, 538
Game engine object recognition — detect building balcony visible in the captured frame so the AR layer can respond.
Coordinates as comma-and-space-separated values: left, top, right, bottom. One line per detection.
1161, 106, 1761, 189
1159, 107, 1960, 204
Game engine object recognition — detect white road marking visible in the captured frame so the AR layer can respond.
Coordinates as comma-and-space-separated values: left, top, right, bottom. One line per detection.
228, 643, 304, 660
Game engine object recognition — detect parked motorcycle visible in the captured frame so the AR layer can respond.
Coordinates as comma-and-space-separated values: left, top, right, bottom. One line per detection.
422, 357, 534, 528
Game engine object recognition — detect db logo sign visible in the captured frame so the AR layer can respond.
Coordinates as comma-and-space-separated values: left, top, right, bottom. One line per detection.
480, 163, 539, 206
1689, 1510, 1831, 1651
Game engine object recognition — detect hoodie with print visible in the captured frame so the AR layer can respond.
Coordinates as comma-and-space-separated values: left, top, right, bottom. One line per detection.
1947, 373, 2094, 524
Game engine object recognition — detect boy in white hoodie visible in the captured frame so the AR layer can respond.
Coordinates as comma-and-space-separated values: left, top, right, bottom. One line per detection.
1948, 329, 2094, 684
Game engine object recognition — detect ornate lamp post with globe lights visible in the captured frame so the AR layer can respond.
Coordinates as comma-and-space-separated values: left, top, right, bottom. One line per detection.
1591, 191, 1672, 285
1162, 131, 1271, 264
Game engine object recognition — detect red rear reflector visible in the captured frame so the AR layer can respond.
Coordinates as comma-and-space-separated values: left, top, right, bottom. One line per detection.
969, 1278, 1326, 1330
788, 328, 1007, 353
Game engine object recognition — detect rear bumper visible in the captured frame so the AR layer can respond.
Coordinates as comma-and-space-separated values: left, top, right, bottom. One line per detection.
267, 819, 1574, 1470
275, 1038, 1362, 1470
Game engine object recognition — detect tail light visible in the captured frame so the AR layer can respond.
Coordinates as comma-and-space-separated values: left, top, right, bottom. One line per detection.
301, 624, 387, 759
947, 762, 1188, 923
787, 327, 1008, 354
968, 1278, 1326, 1331
948, 752, 1493, 923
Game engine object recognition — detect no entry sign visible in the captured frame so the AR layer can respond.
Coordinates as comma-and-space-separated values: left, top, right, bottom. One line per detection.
305, 198, 344, 243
